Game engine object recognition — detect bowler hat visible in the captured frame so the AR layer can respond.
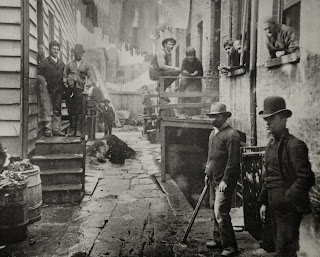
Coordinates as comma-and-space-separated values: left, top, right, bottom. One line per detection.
162, 38, 176, 47
72, 44, 85, 53
103, 99, 110, 103
206, 102, 232, 117
259, 96, 292, 118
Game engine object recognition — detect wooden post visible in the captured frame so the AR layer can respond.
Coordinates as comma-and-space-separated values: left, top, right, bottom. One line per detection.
160, 122, 166, 182
82, 94, 88, 140
21, 0, 30, 159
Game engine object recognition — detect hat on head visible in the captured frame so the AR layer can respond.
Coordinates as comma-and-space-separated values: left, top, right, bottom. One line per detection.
206, 102, 232, 117
103, 99, 110, 103
72, 44, 85, 53
162, 38, 176, 47
259, 96, 292, 118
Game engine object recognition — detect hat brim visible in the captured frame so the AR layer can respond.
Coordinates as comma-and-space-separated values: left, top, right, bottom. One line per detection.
72, 49, 85, 53
206, 111, 232, 118
162, 38, 176, 47
259, 109, 292, 118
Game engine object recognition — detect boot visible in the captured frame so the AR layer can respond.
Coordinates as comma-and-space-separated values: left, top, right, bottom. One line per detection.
75, 114, 82, 137
68, 115, 76, 137
44, 120, 52, 137
52, 115, 65, 136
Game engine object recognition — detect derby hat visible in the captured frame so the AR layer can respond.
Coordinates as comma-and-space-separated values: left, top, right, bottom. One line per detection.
206, 102, 232, 117
72, 44, 85, 53
162, 38, 176, 47
259, 96, 292, 118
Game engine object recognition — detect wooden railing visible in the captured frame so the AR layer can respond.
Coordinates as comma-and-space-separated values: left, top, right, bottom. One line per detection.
143, 75, 219, 119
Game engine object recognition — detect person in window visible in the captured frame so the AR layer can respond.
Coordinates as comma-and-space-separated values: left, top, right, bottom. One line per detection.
263, 17, 299, 59
218, 39, 241, 73
149, 38, 181, 92
232, 40, 248, 68
180, 47, 203, 116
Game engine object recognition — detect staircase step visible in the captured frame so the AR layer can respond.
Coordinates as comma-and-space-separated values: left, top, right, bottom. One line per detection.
35, 137, 83, 155
40, 168, 83, 186
42, 184, 83, 204
31, 153, 83, 170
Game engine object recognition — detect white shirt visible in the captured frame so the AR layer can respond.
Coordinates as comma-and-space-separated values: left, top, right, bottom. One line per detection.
76, 60, 83, 69
50, 56, 58, 63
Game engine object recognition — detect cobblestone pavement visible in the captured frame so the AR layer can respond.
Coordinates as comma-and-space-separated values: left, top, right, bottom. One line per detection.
0, 129, 271, 257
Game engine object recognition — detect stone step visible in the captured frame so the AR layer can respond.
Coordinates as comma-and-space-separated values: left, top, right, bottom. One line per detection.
42, 184, 83, 204
31, 153, 83, 170
40, 168, 83, 186
35, 137, 83, 155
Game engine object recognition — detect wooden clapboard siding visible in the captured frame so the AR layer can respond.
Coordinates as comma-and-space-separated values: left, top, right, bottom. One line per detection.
0, 136, 21, 157
0, 1, 22, 157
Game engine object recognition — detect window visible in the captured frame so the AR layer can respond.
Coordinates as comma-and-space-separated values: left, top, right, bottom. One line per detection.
48, 11, 55, 43
274, 0, 301, 35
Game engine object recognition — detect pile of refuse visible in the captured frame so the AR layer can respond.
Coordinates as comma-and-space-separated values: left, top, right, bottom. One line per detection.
6, 159, 33, 172
0, 170, 26, 190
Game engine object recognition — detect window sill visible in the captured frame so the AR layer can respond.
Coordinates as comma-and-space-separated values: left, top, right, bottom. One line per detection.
227, 67, 246, 77
265, 52, 300, 68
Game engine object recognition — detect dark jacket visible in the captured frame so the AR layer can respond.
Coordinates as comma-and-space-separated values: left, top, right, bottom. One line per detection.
39, 56, 65, 94
204, 124, 241, 186
103, 106, 115, 124
258, 129, 315, 213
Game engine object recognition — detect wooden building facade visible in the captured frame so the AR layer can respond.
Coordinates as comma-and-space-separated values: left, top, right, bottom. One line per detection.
0, 0, 77, 158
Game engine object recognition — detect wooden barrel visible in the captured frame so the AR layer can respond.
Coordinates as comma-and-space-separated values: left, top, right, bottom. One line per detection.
0, 180, 29, 244
20, 165, 42, 224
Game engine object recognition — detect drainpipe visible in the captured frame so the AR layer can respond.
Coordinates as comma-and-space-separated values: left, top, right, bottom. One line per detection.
249, 0, 258, 146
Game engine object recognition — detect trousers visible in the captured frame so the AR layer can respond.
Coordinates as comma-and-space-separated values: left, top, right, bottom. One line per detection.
268, 187, 303, 257
209, 182, 238, 250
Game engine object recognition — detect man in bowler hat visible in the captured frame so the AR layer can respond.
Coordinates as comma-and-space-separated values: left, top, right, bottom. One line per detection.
258, 96, 315, 257
204, 103, 240, 256
149, 38, 181, 91
64, 44, 93, 137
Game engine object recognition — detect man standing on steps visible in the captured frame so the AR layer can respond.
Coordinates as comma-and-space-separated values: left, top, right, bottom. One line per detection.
39, 41, 66, 137
64, 44, 93, 137
204, 102, 240, 257
149, 38, 181, 92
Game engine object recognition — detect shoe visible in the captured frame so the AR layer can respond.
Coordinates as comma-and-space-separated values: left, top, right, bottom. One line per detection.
206, 240, 221, 248
52, 131, 65, 136
44, 130, 52, 137
221, 247, 238, 256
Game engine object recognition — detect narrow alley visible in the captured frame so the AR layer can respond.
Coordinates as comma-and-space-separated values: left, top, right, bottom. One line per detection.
0, 129, 268, 257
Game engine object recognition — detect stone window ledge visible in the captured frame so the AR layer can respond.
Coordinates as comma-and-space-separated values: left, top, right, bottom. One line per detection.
265, 52, 300, 68
227, 67, 246, 77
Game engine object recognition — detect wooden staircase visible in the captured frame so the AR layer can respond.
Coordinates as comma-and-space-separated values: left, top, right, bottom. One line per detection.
31, 137, 85, 204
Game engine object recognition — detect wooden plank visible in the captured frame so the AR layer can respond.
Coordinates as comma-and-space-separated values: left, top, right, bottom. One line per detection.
29, 0, 37, 10
160, 123, 166, 182
0, 0, 21, 7
27, 137, 37, 155
0, 40, 20, 54
0, 48, 20, 57
0, 73, 20, 88
29, 64, 38, 79
161, 119, 213, 130
29, 4, 37, 25
28, 104, 38, 115
0, 105, 20, 120
29, 93, 38, 104
0, 56, 20, 72
0, 121, 20, 136
0, 88, 20, 104
28, 115, 38, 131
160, 92, 219, 98
0, 24, 21, 40
0, 136, 21, 158
0, 8, 21, 24
144, 102, 212, 109
28, 127, 37, 141
29, 21, 37, 38
29, 78, 38, 94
